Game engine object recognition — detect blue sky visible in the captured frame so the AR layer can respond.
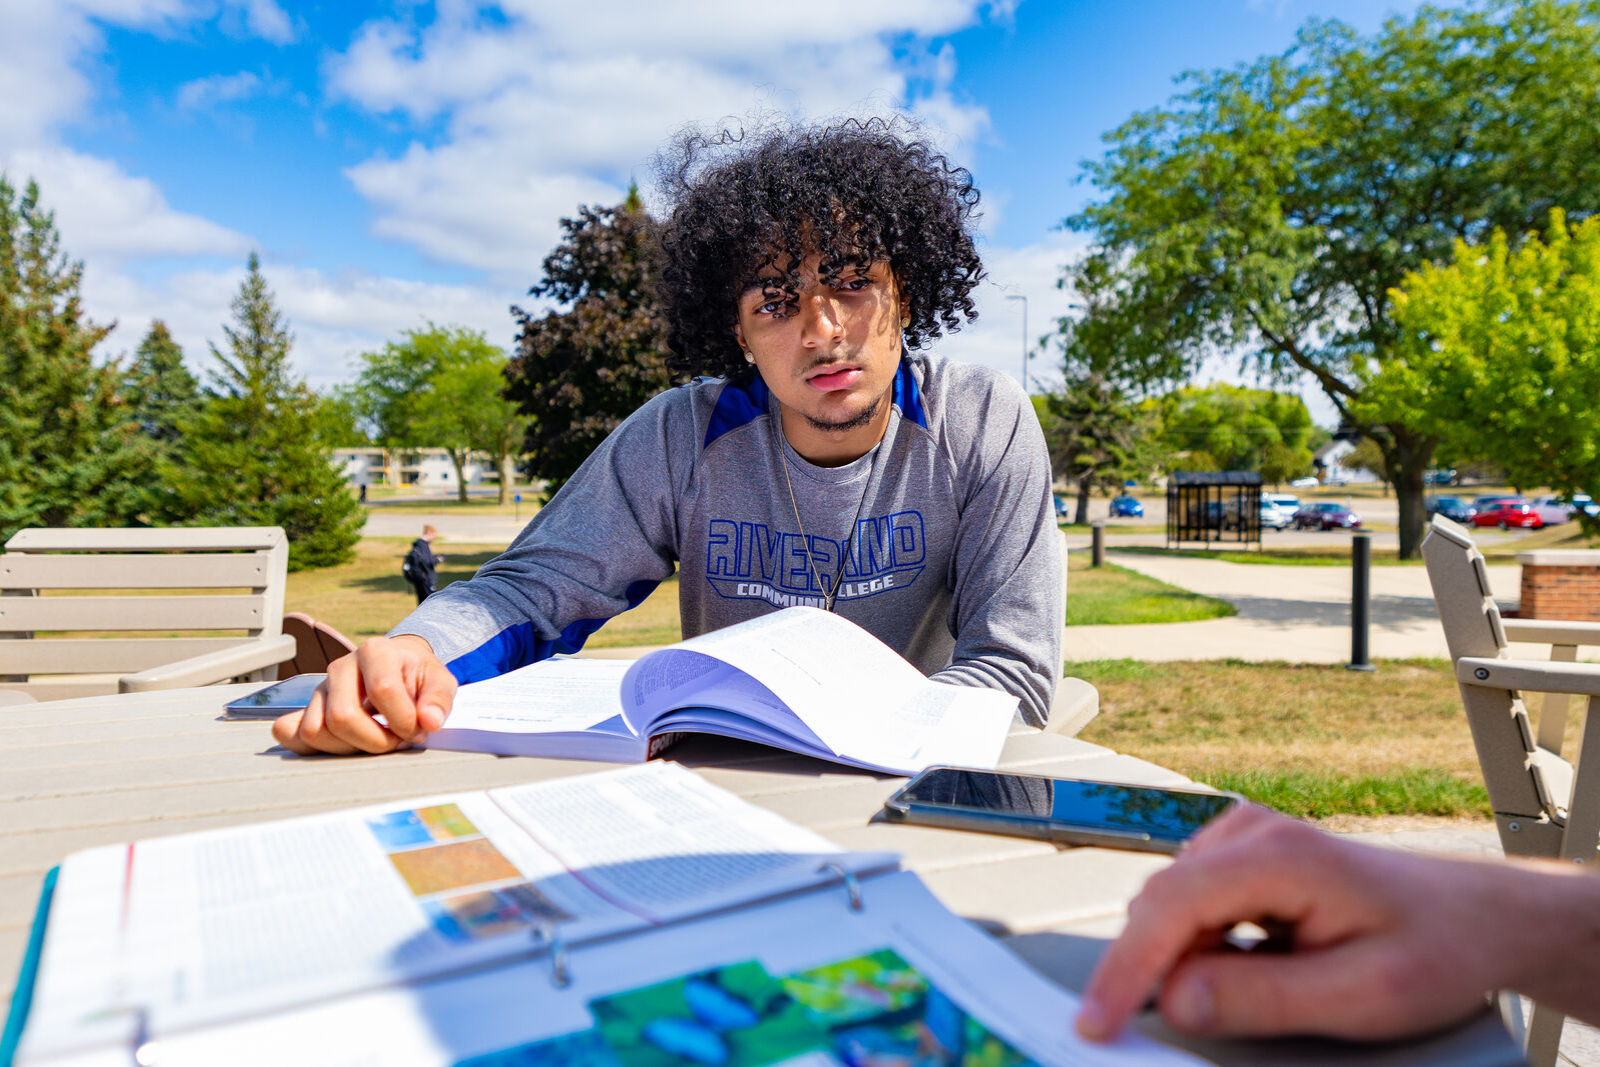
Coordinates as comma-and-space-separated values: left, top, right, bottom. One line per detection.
0, 0, 1455, 424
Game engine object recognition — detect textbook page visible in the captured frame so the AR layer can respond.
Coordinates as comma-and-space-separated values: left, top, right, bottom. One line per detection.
624, 607, 1016, 773
425, 657, 643, 760
63, 871, 1208, 1067
15, 764, 888, 1064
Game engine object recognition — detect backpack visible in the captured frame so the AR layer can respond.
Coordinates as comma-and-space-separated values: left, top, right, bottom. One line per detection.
401, 551, 416, 580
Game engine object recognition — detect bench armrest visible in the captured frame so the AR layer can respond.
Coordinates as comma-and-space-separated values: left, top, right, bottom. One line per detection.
1501, 618, 1600, 648
1044, 676, 1100, 737
118, 634, 297, 693
1457, 656, 1600, 698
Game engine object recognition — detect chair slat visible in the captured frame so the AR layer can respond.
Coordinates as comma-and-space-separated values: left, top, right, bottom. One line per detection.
0, 554, 271, 590
0, 638, 247, 674
0, 595, 265, 632
4, 527, 284, 553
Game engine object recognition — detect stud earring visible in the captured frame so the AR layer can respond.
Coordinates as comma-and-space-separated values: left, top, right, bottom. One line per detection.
743, 349, 755, 363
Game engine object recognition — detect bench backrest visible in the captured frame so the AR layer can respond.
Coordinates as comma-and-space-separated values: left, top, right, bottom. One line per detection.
0, 527, 288, 685
1422, 515, 1571, 835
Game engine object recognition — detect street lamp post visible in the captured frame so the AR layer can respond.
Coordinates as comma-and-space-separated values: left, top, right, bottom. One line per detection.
1005, 294, 1028, 392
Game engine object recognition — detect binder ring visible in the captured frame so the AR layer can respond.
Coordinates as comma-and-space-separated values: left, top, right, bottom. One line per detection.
533, 921, 571, 987
816, 862, 863, 911
131, 1006, 159, 1066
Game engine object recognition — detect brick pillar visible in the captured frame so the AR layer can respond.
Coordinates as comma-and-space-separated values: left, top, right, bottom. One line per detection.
1518, 550, 1600, 621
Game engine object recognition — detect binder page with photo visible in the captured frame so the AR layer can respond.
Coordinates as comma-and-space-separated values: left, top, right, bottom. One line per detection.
12, 764, 894, 1065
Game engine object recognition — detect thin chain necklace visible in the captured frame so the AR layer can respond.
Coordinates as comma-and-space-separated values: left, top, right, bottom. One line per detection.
776, 411, 879, 613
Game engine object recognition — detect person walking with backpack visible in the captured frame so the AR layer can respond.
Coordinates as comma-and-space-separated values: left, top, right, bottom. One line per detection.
402, 525, 443, 604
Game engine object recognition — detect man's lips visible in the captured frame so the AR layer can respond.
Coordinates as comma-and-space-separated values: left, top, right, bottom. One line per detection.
806, 366, 862, 391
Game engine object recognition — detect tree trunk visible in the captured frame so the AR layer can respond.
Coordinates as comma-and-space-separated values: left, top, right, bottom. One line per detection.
1075, 474, 1092, 526
1389, 432, 1435, 560
497, 453, 512, 506
449, 450, 469, 503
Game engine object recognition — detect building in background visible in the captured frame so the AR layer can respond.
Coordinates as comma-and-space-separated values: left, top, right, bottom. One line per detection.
329, 448, 492, 491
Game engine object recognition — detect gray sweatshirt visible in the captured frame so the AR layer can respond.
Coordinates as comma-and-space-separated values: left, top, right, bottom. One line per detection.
394, 353, 1062, 726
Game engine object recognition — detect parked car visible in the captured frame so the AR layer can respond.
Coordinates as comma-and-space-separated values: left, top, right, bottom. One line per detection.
1469, 494, 1512, 514
1259, 498, 1296, 530
1571, 493, 1598, 518
1293, 502, 1362, 530
1109, 495, 1144, 518
1472, 498, 1543, 530
1531, 495, 1574, 525
1426, 495, 1476, 524
1289, 476, 1319, 489
1424, 468, 1458, 485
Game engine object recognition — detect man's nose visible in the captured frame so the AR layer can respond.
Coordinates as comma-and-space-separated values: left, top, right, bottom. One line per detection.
798, 292, 844, 346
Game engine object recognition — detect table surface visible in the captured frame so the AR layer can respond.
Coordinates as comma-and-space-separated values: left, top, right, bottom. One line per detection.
0, 685, 1519, 1067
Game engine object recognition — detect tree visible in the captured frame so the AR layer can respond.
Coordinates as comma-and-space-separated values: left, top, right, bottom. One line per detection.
0, 176, 154, 542
1067, 0, 1600, 557
122, 321, 200, 445
1152, 384, 1314, 485
1358, 210, 1600, 537
506, 187, 675, 502
1043, 257, 1155, 524
1343, 436, 1391, 494
172, 254, 364, 569
354, 325, 526, 503
312, 386, 371, 448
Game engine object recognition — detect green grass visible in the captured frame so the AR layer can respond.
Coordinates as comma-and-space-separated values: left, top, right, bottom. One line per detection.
1068, 657, 1561, 818
1067, 553, 1236, 625
1114, 545, 1416, 566
1206, 769, 1490, 819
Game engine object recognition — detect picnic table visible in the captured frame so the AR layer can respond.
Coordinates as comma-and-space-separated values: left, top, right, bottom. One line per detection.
1, 685, 1519, 1066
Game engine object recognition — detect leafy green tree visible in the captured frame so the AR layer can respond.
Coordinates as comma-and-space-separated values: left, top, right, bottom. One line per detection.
0, 176, 154, 542
1067, 0, 1600, 556
1359, 210, 1600, 536
172, 254, 364, 569
312, 386, 371, 448
354, 325, 525, 503
507, 187, 675, 502
1153, 384, 1314, 485
1343, 436, 1391, 493
119, 320, 203, 522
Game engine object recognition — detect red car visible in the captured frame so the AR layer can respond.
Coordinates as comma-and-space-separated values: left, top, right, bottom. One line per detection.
1472, 498, 1543, 530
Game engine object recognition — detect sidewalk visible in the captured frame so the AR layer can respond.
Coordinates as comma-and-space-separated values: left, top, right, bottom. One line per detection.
1067, 551, 1599, 664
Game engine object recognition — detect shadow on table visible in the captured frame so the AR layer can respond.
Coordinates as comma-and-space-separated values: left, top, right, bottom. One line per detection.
1004, 930, 1523, 1067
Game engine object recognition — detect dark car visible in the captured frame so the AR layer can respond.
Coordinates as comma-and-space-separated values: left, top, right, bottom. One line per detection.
1426, 495, 1475, 523
1472, 497, 1543, 530
1293, 502, 1362, 530
1109, 495, 1144, 518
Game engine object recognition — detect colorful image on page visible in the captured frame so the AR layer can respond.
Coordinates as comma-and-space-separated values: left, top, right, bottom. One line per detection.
591, 960, 835, 1067
454, 1027, 621, 1067
426, 883, 576, 942
387, 837, 524, 896
781, 948, 1039, 1067
367, 803, 480, 850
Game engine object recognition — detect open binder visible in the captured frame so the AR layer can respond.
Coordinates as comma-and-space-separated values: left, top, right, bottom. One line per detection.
4, 763, 1202, 1067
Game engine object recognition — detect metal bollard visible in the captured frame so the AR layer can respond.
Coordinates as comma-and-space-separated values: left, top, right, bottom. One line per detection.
1347, 532, 1375, 672
1091, 521, 1106, 568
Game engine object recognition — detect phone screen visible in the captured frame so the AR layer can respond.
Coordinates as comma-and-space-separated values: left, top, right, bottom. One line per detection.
895, 768, 1236, 844
224, 673, 326, 714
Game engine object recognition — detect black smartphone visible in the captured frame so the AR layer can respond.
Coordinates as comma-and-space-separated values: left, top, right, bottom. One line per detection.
882, 767, 1241, 853
223, 674, 326, 719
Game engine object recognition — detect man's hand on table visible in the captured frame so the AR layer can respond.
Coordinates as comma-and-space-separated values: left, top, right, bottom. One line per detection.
1075, 803, 1596, 1044
271, 634, 457, 755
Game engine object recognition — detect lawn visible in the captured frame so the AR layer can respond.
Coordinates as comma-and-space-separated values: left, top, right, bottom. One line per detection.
1112, 521, 1597, 567
285, 538, 679, 647
1071, 657, 1587, 819
1066, 552, 1234, 625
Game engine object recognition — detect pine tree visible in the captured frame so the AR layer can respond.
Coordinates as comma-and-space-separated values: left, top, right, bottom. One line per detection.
172, 254, 365, 569
123, 320, 200, 444
0, 176, 154, 542
121, 320, 202, 522
506, 187, 675, 501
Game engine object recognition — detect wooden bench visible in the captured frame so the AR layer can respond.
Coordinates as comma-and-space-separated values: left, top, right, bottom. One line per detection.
0, 527, 296, 702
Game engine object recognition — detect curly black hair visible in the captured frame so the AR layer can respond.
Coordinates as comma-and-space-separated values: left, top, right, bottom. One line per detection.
653, 116, 985, 379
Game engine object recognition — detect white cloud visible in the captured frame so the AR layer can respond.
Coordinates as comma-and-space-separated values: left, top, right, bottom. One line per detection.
936, 230, 1089, 391
4, 146, 251, 263
84, 258, 522, 388
239, 0, 293, 44
328, 3, 995, 280
176, 70, 264, 109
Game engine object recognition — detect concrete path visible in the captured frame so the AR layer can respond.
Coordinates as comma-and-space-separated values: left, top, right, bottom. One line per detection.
1066, 551, 1600, 664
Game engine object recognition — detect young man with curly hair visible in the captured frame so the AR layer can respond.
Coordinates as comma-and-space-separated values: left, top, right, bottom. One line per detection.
274, 118, 1062, 757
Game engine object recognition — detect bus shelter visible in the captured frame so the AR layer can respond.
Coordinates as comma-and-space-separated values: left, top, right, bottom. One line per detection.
1166, 471, 1263, 548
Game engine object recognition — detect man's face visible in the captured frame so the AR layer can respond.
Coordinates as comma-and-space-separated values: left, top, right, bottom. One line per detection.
733, 254, 904, 466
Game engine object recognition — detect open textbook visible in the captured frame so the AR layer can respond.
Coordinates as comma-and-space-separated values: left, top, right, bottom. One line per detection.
425, 606, 1019, 775
5, 763, 1203, 1067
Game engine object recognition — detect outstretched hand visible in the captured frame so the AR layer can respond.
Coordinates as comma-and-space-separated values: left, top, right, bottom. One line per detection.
1075, 804, 1526, 1042
271, 634, 457, 755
